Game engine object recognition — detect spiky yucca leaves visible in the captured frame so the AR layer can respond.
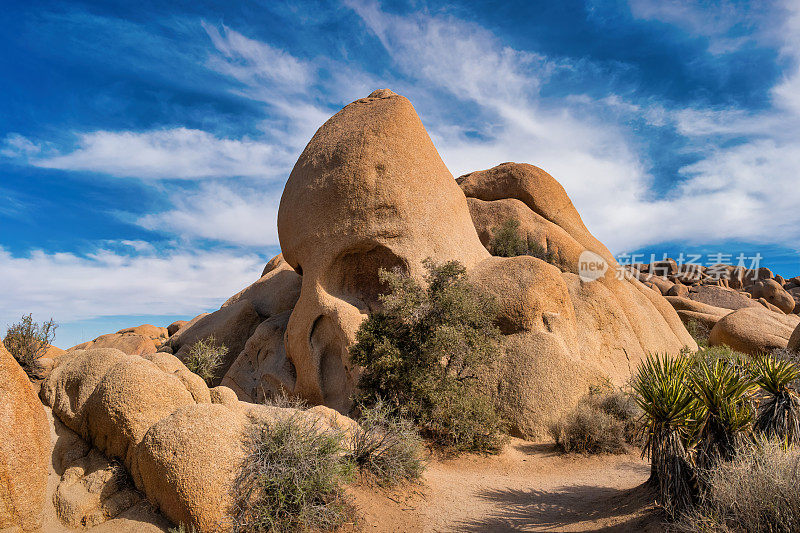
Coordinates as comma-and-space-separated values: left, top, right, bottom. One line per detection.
688, 358, 754, 471
632, 353, 696, 515
750, 354, 800, 444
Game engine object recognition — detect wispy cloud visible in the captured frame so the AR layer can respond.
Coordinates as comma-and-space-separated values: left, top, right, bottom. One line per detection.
346, 0, 800, 254
0, 245, 263, 333
137, 182, 281, 246
202, 21, 315, 92
4, 128, 292, 180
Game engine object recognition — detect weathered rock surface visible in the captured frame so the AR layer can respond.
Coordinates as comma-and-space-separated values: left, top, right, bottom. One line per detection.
459, 163, 696, 435
46, 404, 170, 533
788, 322, 800, 353
221, 311, 294, 403
223, 253, 301, 318
116, 325, 169, 345
687, 285, 762, 311
709, 307, 800, 355
228, 89, 695, 437
166, 320, 188, 337
0, 343, 50, 531
665, 296, 732, 330
745, 279, 796, 314
166, 301, 261, 385
69, 332, 157, 356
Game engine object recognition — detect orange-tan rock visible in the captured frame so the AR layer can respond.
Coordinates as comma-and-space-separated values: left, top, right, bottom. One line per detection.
254, 90, 694, 436
0, 341, 49, 531
709, 307, 800, 355
68, 332, 156, 356
40, 348, 353, 532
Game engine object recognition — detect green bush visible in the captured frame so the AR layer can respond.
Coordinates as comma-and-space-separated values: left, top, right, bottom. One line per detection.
349, 400, 425, 486
350, 259, 505, 453
550, 387, 640, 455
184, 335, 228, 385
676, 439, 800, 533
3, 313, 57, 379
489, 218, 552, 262
231, 414, 355, 533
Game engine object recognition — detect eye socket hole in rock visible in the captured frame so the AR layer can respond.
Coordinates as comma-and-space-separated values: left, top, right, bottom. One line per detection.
310, 314, 352, 413
328, 244, 407, 312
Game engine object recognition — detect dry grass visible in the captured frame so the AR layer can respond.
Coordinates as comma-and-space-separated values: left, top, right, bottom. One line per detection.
349, 401, 425, 486
230, 413, 355, 533
675, 439, 800, 532
549, 388, 640, 455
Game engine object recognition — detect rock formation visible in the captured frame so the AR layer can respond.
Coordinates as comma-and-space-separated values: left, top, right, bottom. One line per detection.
458, 162, 695, 434
214, 89, 694, 436
68, 325, 167, 356
0, 342, 49, 531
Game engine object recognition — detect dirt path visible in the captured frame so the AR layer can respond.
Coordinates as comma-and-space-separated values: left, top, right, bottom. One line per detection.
350, 438, 664, 532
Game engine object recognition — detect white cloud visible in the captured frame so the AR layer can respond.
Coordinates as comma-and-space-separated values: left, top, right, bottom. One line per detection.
202, 21, 314, 92
1, 133, 43, 158
137, 182, 281, 246
626, 0, 770, 54
0, 245, 264, 336
19, 128, 291, 180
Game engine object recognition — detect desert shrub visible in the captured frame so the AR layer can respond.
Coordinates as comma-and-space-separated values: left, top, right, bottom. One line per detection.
260, 390, 308, 410
489, 218, 552, 262
350, 259, 505, 453
633, 353, 697, 516
231, 414, 354, 533
550, 403, 626, 454
675, 439, 800, 533
750, 354, 800, 444
349, 400, 425, 486
550, 387, 640, 454
3, 313, 57, 379
184, 335, 228, 385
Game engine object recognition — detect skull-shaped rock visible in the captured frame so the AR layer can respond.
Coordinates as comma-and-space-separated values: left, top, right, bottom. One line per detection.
277, 89, 489, 412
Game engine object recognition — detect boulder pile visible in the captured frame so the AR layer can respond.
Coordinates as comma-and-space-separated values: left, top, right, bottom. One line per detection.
628, 261, 800, 354
40, 347, 353, 531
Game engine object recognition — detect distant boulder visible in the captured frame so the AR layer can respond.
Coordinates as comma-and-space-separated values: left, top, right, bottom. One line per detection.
709, 307, 800, 355
745, 279, 796, 314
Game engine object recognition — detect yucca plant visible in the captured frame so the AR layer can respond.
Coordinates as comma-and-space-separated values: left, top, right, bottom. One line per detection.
750, 354, 800, 444
688, 357, 754, 471
632, 352, 696, 515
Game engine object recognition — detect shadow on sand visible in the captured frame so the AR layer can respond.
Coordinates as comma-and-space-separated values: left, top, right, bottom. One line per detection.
455, 482, 663, 532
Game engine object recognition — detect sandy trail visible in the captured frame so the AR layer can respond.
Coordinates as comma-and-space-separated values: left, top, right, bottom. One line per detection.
351, 439, 663, 532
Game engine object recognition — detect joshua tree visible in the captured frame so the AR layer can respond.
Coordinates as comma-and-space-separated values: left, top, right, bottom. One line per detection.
750, 354, 800, 444
633, 353, 696, 515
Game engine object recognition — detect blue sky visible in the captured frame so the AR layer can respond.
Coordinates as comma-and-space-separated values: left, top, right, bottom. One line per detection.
2, 0, 800, 348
